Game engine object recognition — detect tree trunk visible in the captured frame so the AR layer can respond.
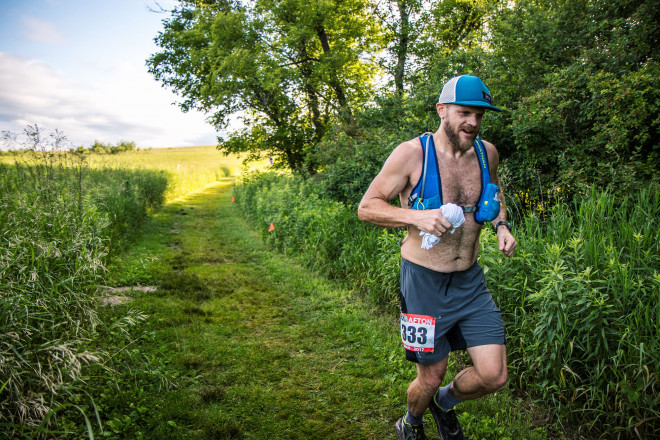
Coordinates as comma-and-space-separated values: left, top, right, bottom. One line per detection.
315, 23, 351, 117
297, 42, 325, 143
394, 0, 410, 97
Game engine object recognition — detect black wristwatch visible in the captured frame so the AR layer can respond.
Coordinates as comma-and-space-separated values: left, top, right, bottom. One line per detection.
494, 221, 511, 232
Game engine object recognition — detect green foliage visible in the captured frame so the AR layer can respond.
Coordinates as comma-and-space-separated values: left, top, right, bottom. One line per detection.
112, 140, 137, 154
479, 188, 660, 438
234, 171, 403, 305
90, 139, 138, 154
237, 172, 659, 438
502, 60, 660, 200
148, 0, 380, 173
482, 0, 660, 200
458, 411, 548, 440
88, 168, 168, 253
313, 95, 435, 203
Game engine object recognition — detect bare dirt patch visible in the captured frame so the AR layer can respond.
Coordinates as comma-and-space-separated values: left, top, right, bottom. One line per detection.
99, 286, 157, 306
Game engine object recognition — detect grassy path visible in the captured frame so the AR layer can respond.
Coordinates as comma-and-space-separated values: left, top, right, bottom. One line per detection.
106, 181, 552, 440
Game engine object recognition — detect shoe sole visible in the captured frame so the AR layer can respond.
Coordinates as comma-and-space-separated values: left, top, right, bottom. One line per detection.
394, 420, 405, 440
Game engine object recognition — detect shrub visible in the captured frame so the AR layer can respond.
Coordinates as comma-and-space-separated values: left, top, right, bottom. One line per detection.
480, 188, 659, 438
234, 172, 402, 305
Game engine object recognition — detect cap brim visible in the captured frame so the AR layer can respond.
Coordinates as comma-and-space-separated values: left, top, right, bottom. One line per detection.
448, 100, 502, 112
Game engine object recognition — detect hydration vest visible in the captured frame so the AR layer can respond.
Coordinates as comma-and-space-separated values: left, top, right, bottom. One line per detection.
407, 133, 501, 224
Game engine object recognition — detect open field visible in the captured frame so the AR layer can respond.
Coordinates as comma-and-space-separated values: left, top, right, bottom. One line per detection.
88, 146, 251, 200
0, 145, 267, 201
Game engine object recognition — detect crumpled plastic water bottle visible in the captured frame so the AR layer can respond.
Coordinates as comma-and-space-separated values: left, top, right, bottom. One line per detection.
419, 203, 465, 250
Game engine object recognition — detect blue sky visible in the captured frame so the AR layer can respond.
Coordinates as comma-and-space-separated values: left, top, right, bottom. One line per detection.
0, 0, 219, 148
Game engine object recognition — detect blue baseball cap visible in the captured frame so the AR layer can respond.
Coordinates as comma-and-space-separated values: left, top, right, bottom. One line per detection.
438, 75, 502, 112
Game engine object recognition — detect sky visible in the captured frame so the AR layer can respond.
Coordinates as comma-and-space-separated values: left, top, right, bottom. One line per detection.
0, 0, 220, 149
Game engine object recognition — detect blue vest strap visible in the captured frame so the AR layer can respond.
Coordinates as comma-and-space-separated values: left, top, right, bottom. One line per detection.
408, 135, 494, 221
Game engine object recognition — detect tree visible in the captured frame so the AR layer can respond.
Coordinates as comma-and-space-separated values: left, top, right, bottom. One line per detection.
148, 0, 380, 173
482, 0, 660, 196
371, 0, 422, 97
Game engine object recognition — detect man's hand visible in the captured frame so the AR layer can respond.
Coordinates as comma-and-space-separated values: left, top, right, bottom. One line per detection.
413, 209, 452, 237
497, 228, 517, 257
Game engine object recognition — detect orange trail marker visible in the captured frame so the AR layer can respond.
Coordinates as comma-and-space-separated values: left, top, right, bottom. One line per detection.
269, 222, 275, 232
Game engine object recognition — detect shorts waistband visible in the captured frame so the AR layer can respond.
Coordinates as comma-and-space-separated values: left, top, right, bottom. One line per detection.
401, 258, 479, 276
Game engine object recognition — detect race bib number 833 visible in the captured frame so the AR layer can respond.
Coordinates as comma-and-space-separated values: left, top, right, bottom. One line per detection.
400, 313, 435, 352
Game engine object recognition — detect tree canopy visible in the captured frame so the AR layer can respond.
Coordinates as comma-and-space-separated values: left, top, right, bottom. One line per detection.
149, 0, 659, 196
148, 0, 380, 173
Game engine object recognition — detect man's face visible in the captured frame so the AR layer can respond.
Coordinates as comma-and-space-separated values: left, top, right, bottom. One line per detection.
442, 104, 485, 152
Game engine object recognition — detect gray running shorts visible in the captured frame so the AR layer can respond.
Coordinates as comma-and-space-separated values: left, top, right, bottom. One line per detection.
399, 258, 505, 364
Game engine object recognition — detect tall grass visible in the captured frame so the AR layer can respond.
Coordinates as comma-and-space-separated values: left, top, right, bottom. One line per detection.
234, 172, 659, 439
0, 134, 168, 434
0, 160, 107, 429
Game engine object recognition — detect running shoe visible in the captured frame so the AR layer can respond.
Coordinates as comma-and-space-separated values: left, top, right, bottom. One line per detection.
428, 397, 464, 440
394, 417, 429, 440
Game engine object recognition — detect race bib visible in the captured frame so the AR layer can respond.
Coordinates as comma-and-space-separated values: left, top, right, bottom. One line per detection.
400, 313, 435, 352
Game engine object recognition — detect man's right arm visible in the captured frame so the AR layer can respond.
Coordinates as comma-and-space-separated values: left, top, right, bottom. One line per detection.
357, 142, 451, 236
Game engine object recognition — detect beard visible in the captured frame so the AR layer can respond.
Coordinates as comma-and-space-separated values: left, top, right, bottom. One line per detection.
443, 118, 477, 153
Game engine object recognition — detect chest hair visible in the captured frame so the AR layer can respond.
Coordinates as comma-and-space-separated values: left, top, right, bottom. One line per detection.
437, 154, 482, 207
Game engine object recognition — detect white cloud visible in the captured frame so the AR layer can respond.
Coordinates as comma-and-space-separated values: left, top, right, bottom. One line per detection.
21, 16, 67, 44
0, 52, 219, 148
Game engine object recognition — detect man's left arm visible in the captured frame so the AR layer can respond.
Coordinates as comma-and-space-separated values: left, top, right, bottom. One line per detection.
485, 141, 517, 258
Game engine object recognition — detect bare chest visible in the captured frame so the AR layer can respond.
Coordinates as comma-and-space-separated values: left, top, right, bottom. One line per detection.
437, 155, 482, 207
401, 149, 484, 271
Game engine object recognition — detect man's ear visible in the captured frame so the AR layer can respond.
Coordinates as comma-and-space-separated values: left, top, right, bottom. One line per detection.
436, 102, 447, 120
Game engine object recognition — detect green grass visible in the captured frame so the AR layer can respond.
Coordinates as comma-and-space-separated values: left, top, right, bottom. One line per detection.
0, 140, 261, 436
84, 180, 556, 440
86, 146, 249, 201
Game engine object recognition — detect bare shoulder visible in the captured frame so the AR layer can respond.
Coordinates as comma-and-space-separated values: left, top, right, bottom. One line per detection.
383, 138, 424, 174
387, 137, 423, 167
481, 139, 498, 154
361, 136, 423, 203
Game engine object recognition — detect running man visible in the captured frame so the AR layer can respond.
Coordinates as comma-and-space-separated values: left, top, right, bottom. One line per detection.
358, 75, 517, 440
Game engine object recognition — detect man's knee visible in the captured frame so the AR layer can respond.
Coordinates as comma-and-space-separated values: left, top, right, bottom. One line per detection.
479, 366, 508, 393
467, 344, 508, 393
416, 373, 444, 393
414, 361, 448, 393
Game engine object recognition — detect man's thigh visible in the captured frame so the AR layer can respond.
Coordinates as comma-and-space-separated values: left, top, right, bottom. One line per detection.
416, 356, 449, 380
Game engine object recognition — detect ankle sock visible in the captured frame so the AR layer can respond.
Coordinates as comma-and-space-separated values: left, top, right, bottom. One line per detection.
434, 383, 462, 411
405, 406, 424, 426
